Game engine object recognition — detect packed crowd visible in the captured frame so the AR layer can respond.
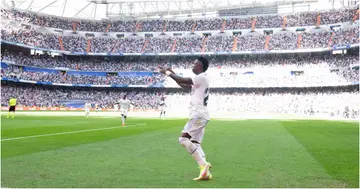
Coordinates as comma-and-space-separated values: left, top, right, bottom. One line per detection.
1, 64, 164, 86
165, 88, 359, 117
175, 37, 204, 53
1, 8, 356, 32
1, 59, 358, 88
164, 67, 358, 88
332, 27, 359, 47
237, 34, 266, 51
1, 27, 61, 50
268, 32, 297, 50
167, 20, 194, 32
300, 31, 332, 48
1, 84, 358, 118
144, 37, 174, 53
115, 38, 145, 53
205, 35, 233, 52
62, 36, 87, 52
1, 26, 358, 53
1, 84, 164, 109
90, 37, 117, 53
2, 50, 358, 72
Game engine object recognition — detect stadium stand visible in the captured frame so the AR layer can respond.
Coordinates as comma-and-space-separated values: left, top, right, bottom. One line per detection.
1, 8, 357, 32
1, 26, 358, 53
1, 83, 358, 119
1, 6, 359, 119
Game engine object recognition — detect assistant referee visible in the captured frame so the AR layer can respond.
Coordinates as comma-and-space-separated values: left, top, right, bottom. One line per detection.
7, 97, 17, 119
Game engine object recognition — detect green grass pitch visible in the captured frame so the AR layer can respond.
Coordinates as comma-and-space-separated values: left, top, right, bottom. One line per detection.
1, 115, 359, 188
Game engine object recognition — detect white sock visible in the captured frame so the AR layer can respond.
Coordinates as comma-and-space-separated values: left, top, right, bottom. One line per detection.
179, 137, 206, 167
121, 116, 125, 124
194, 143, 206, 162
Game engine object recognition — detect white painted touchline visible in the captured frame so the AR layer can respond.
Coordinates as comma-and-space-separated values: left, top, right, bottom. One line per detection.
1, 123, 147, 141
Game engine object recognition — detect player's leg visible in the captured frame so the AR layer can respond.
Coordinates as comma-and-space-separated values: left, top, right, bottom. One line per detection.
188, 118, 211, 180
179, 118, 211, 180
159, 110, 162, 118
12, 107, 15, 118
123, 110, 128, 126
121, 113, 125, 126
178, 132, 206, 167
162, 110, 166, 120
121, 110, 128, 126
192, 140, 205, 162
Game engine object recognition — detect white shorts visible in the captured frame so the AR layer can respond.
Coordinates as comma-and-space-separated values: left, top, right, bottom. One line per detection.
85, 109, 90, 113
121, 109, 128, 116
182, 117, 209, 143
160, 107, 166, 112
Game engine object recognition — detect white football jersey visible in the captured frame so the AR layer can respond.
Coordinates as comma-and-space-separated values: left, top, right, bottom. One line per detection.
159, 100, 166, 107
189, 73, 210, 120
84, 103, 91, 109
119, 99, 131, 110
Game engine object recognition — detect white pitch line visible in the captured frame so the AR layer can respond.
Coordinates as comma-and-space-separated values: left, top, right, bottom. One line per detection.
1, 123, 147, 142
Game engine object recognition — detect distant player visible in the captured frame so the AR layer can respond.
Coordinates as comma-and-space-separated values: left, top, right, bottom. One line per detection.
159, 57, 211, 180
344, 106, 349, 118
84, 102, 91, 117
118, 95, 131, 127
7, 97, 17, 119
159, 97, 166, 120
114, 104, 119, 112
95, 104, 99, 112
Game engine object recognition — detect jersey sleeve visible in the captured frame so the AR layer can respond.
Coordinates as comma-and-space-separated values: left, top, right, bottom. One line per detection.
191, 74, 206, 88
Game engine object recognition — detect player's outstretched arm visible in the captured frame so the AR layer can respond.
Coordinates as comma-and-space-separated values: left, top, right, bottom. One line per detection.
176, 82, 192, 89
159, 67, 193, 85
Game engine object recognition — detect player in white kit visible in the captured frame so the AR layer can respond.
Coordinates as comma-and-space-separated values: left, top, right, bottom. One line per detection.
84, 102, 91, 117
159, 97, 166, 120
114, 104, 119, 112
159, 57, 211, 181
118, 95, 131, 126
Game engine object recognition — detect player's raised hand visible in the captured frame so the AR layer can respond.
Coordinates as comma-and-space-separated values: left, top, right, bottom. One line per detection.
159, 67, 175, 75
158, 67, 167, 74
167, 68, 175, 74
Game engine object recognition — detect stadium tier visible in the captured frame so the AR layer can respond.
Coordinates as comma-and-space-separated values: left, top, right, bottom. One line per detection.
1, 26, 359, 54
1, 83, 359, 119
1, 8, 357, 32
1, 6, 359, 117
1, 51, 359, 88
2, 50, 358, 71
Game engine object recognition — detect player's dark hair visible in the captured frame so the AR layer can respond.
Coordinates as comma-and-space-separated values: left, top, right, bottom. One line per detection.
197, 57, 209, 72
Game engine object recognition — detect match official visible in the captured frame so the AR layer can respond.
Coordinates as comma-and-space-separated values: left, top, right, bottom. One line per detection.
7, 97, 17, 119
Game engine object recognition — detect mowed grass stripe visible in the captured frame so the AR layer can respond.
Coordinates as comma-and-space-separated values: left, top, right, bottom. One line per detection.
1, 116, 184, 158
1, 123, 147, 141
205, 120, 345, 188
1, 115, 159, 138
2, 119, 354, 188
282, 120, 359, 188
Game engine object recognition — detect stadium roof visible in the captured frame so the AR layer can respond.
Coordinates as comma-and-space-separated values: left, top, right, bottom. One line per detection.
2, 0, 354, 20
